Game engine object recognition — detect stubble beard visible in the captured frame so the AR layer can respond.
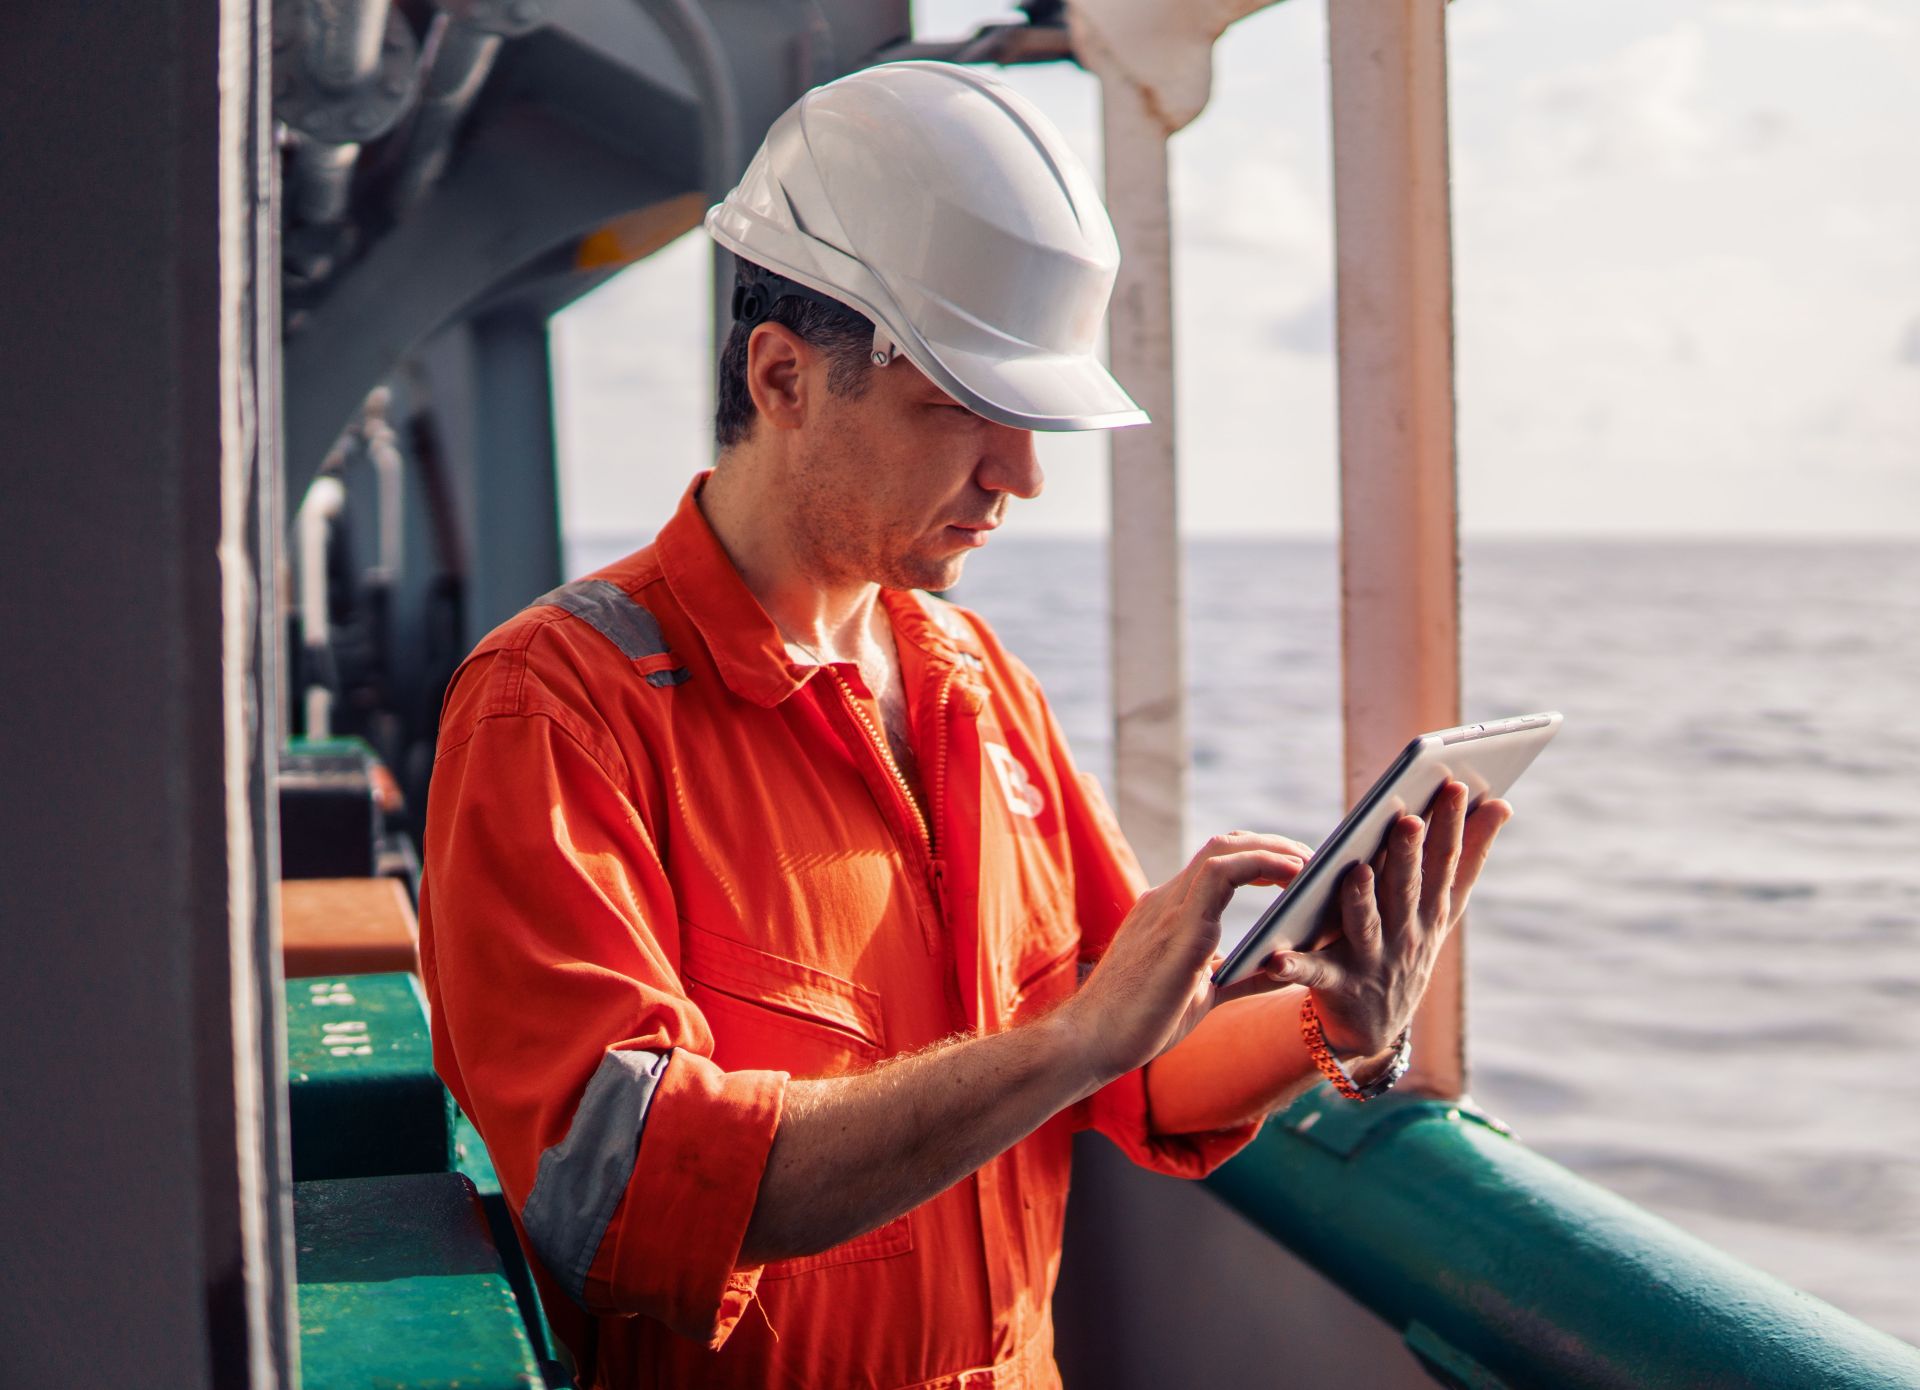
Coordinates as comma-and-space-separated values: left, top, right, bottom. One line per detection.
789, 436, 965, 594
795, 517, 962, 594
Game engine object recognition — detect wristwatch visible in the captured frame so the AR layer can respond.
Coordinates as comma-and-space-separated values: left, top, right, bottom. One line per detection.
1300, 995, 1412, 1102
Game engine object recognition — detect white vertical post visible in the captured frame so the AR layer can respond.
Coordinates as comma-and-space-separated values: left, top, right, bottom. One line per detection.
1101, 83, 1186, 885
1072, 0, 1283, 884
1328, 0, 1464, 1097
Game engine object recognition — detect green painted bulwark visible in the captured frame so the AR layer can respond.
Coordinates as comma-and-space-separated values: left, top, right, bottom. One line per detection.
296, 1174, 541, 1390
1206, 1088, 1920, 1389
287, 973, 453, 1181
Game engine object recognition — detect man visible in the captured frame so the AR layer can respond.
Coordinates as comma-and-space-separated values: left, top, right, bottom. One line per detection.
420, 61, 1508, 1389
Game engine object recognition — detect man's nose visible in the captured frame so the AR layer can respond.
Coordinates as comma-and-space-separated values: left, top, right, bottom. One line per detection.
977, 424, 1044, 499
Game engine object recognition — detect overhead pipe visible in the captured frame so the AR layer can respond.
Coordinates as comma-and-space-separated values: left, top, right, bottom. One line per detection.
362, 388, 406, 583
289, 0, 390, 224
387, 18, 501, 216
290, 139, 361, 227
307, 0, 390, 88
296, 470, 349, 739
635, 0, 741, 201
388, 0, 555, 218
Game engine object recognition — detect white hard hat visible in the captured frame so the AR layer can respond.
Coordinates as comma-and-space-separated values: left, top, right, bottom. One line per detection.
705, 61, 1146, 432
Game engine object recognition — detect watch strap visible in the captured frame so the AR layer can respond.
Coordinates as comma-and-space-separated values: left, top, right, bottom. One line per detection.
1301, 994, 1412, 1102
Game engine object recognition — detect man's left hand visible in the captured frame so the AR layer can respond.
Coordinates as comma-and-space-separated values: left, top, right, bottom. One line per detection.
1255, 781, 1512, 1059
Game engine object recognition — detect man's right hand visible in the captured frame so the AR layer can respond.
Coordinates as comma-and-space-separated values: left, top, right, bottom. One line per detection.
1057, 832, 1311, 1086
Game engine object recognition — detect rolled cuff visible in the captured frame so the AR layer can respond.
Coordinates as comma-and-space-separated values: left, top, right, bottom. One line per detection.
583, 1049, 787, 1347
1082, 1063, 1258, 1179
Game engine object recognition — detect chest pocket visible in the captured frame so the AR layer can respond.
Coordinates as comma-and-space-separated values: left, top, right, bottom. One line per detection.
678, 919, 913, 1280
680, 919, 885, 1079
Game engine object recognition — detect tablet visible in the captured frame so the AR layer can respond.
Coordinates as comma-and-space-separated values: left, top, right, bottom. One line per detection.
1212, 712, 1562, 987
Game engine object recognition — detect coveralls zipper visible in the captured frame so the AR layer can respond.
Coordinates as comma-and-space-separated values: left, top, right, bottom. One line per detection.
822, 665, 954, 956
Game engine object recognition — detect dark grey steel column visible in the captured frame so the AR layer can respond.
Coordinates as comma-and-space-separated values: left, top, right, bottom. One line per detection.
0, 0, 292, 1385
468, 309, 566, 643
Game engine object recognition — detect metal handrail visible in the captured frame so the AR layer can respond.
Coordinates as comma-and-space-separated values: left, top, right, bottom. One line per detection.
1207, 1088, 1920, 1389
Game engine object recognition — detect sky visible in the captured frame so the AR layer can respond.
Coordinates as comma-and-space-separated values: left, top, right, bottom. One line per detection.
551, 0, 1920, 539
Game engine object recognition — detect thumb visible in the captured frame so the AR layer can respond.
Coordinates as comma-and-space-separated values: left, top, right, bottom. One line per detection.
1214, 946, 1342, 1004
1264, 949, 1343, 993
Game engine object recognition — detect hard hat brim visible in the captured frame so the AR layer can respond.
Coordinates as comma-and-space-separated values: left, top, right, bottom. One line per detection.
910, 337, 1149, 434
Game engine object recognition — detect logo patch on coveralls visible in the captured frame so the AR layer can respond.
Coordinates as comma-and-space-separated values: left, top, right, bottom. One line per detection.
984, 742, 1045, 819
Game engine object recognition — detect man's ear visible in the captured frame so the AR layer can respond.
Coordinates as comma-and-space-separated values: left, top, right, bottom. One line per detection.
745, 323, 813, 431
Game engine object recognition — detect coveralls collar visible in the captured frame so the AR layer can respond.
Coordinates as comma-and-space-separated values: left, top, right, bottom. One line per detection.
657, 471, 976, 709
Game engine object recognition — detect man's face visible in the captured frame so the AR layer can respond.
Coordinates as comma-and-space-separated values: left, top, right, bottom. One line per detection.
784, 353, 1044, 593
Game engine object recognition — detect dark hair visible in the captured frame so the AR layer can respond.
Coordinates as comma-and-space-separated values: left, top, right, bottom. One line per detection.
714, 258, 877, 449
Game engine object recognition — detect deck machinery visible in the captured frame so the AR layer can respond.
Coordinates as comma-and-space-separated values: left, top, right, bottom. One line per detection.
2, 1, 1917, 1387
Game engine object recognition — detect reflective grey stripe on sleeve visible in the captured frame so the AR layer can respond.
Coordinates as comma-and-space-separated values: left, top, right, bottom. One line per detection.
530, 579, 692, 685
520, 1047, 672, 1303
532, 579, 669, 659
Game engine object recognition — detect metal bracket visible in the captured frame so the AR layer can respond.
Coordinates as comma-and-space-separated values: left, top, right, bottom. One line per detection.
1282, 1084, 1515, 1161
273, 1, 420, 146
439, 0, 553, 39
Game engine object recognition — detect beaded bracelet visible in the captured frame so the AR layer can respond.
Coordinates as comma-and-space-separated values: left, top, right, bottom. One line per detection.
1300, 994, 1412, 1102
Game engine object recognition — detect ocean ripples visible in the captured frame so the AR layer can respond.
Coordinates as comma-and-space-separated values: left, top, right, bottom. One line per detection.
1545, 1143, 1917, 1238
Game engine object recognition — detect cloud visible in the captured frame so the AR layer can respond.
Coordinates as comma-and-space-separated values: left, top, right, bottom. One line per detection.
1176, 141, 1329, 266
1736, 108, 1792, 155
1516, 24, 1719, 178
1447, 0, 1513, 41
1708, 0, 1910, 37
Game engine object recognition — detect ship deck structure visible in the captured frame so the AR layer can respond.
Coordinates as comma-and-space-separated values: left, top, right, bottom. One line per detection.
2, 1, 1915, 1386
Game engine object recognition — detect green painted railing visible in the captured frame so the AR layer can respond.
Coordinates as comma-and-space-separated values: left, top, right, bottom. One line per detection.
287, 973, 452, 1181
288, 972, 568, 1387
1206, 1087, 1920, 1390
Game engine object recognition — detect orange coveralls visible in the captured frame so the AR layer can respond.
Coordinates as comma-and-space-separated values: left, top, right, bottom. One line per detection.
420, 477, 1256, 1388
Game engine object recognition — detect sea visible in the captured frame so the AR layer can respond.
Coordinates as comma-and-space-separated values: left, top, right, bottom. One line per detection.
573, 531, 1920, 1347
